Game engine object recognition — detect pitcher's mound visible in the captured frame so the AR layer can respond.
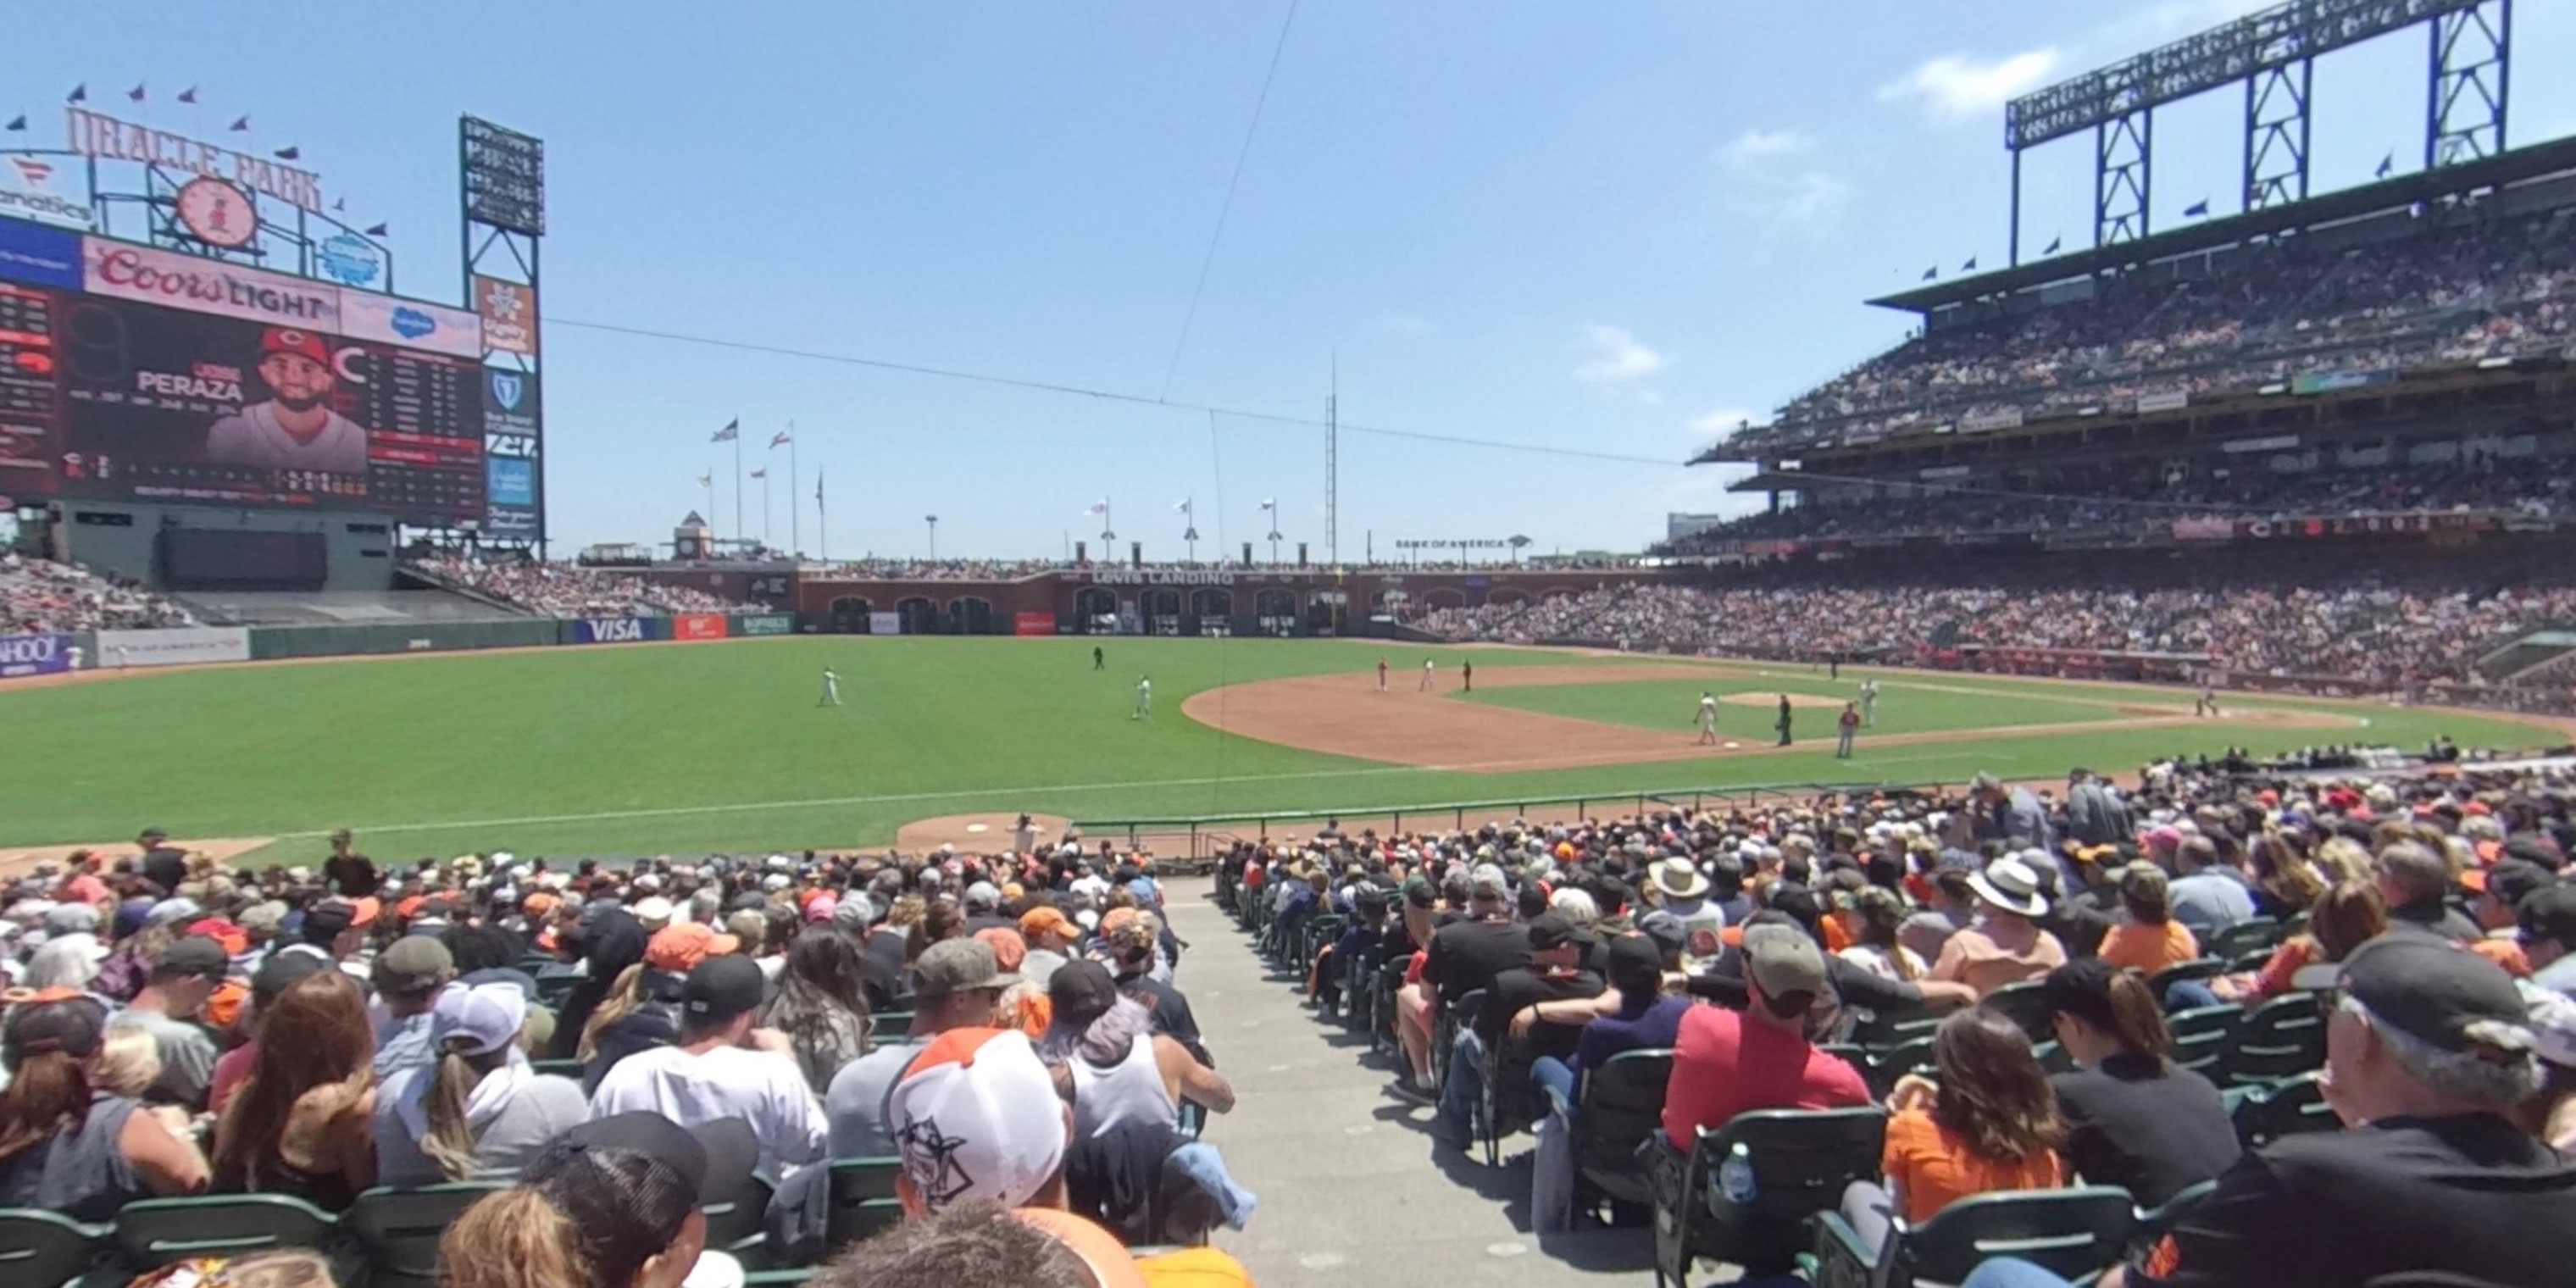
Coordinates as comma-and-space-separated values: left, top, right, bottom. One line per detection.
896, 813, 1069, 854
1720, 691, 1849, 709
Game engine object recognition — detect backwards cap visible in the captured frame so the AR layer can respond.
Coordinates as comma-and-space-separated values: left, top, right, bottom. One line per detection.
886, 1027, 1066, 1213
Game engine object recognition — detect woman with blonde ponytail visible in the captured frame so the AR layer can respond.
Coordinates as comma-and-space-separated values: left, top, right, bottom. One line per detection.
0, 990, 207, 1219
372, 983, 587, 1186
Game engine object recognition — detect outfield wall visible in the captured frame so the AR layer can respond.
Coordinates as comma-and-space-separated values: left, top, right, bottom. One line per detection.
792, 567, 1661, 637
0, 612, 803, 676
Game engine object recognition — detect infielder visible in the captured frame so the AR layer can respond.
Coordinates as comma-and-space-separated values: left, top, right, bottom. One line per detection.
1860, 679, 1880, 727
1696, 691, 1720, 745
819, 667, 841, 707
2196, 676, 2219, 718
1419, 658, 1435, 691
1133, 675, 1153, 719
1376, 656, 1389, 691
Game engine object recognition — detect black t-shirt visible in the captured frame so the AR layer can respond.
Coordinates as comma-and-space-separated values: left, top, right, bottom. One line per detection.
140, 846, 188, 897
1477, 965, 1606, 1057
1117, 970, 1208, 1066
323, 854, 380, 899
1424, 919, 1532, 1013
2050, 1055, 2240, 1207
2139, 1113, 2576, 1288
863, 927, 910, 1010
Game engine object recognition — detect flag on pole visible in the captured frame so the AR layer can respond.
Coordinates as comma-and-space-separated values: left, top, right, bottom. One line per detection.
229, 115, 250, 131
2043, 235, 2062, 254
1259, 498, 1276, 510
364, 222, 387, 236
711, 419, 740, 443
1083, 499, 1108, 517
816, 471, 824, 504
2183, 198, 2210, 217
769, 429, 792, 448
1920, 266, 1937, 281
127, 85, 146, 103
2376, 151, 2396, 179
332, 198, 345, 212
274, 146, 300, 161
697, 471, 712, 488
1961, 256, 1978, 272
66, 85, 86, 104
1173, 499, 1191, 514
750, 468, 768, 480
177, 87, 197, 104
3, 117, 24, 133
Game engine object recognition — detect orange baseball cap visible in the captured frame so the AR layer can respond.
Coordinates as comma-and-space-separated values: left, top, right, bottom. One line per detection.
646, 923, 740, 973
1020, 907, 1072, 941
348, 897, 382, 929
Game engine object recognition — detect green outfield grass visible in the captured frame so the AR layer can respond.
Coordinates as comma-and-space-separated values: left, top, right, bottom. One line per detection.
0, 637, 2558, 866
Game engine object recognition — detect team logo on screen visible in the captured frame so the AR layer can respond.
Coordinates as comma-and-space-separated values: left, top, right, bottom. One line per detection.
490, 372, 524, 411
317, 233, 384, 288
390, 307, 436, 340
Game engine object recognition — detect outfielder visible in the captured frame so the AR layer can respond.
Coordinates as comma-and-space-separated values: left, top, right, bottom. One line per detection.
1134, 675, 1153, 719
2196, 675, 2219, 718
1860, 679, 1880, 727
819, 667, 841, 708
1696, 691, 1720, 745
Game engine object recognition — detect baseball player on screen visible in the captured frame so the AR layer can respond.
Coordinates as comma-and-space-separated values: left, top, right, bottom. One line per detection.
205, 327, 368, 475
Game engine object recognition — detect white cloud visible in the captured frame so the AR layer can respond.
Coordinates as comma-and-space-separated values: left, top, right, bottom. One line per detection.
1636, 390, 1664, 408
1687, 408, 1759, 442
1573, 324, 1667, 384
1718, 128, 1814, 169
1878, 48, 2061, 124
1378, 314, 1438, 336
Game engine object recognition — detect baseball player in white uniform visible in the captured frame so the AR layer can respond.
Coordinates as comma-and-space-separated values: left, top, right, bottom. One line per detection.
1418, 658, 1435, 691
1133, 675, 1153, 719
204, 328, 369, 475
819, 667, 841, 707
1860, 679, 1880, 727
1696, 691, 1720, 744
67, 644, 83, 671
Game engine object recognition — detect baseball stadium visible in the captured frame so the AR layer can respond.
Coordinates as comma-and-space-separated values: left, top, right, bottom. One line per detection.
8, 4, 2576, 1288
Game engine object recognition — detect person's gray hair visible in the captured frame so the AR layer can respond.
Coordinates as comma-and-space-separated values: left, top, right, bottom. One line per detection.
1548, 887, 1599, 930
690, 888, 722, 921
2375, 841, 2451, 905
23, 936, 101, 991
2337, 995, 2539, 1108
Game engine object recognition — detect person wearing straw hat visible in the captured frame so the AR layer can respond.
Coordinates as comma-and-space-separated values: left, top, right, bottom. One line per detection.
1929, 855, 2068, 999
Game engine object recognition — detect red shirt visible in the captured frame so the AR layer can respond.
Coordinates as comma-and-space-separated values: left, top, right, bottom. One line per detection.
208, 1040, 258, 1114
1840, 710, 1861, 730
1661, 1003, 1871, 1148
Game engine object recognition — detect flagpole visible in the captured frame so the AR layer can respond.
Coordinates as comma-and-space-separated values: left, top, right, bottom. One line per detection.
817, 470, 828, 564
732, 431, 743, 557
760, 474, 772, 550
787, 422, 801, 557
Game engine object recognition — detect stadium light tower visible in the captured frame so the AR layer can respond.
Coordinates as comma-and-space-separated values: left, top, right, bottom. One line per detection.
925, 514, 938, 562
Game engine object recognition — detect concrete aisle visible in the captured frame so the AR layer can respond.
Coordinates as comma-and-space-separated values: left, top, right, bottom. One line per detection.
1166, 891, 1671, 1288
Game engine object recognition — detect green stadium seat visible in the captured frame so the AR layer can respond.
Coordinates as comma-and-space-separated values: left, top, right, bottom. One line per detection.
1811, 1185, 2136, 1288
111, 1194, 338, 1271
1981, 981, 2055, 1044
2207, 917, 2284, 961
529, 1058, 583, 1079
346, 1182, 506, 1288
702, 1173, 777, 1266
2166, 1004, 2243, 1079
1652, 1108, 1888, 1287
2150, 957, 2227, 1000
1552, 1047, 1672, 1210
2223, 992, 2325, 1085
0, 1208, 108, 1288
824, 1158, 903, 1252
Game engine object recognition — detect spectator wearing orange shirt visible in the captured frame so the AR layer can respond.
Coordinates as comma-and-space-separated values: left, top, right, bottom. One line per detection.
2096, 866, 2201, 978
1837, 1008, 2068, 1256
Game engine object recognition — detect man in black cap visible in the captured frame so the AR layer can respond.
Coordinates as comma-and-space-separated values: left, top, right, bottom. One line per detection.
2075, 934, 2576, 1288
2523, 883, 2576, 997
108, 934, 228, 1109
1434, 913, 1602, 1149
588, 954, 828, 1176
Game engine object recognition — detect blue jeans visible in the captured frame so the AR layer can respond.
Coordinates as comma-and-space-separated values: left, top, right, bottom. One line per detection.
1436, 1029, 1485, 1138
1959, 1257, 2079, 1288
2165, 980, 2223, 1011
1531, 1054, 1578, 1110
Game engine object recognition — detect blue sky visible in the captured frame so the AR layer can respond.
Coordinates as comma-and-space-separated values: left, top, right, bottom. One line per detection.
16, 0, 2575, 558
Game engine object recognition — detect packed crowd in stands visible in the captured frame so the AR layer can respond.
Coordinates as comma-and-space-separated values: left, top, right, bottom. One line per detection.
410, 555, 758, 617
1414, 573, 2576, 698
1666, 464, 2576, 548
8, 747, 2576, 1283
1227, 756, 2576, 1285
1738, 207, 2576, 452
0, 554, 194, 635
0, 823, 1253, 1287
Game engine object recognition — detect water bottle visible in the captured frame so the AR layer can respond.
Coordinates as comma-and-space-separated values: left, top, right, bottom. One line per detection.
1718, 1141, 1757, 1206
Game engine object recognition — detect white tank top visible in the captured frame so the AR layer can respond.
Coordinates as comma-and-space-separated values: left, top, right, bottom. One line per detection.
1070, 1034, 1176, 1138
